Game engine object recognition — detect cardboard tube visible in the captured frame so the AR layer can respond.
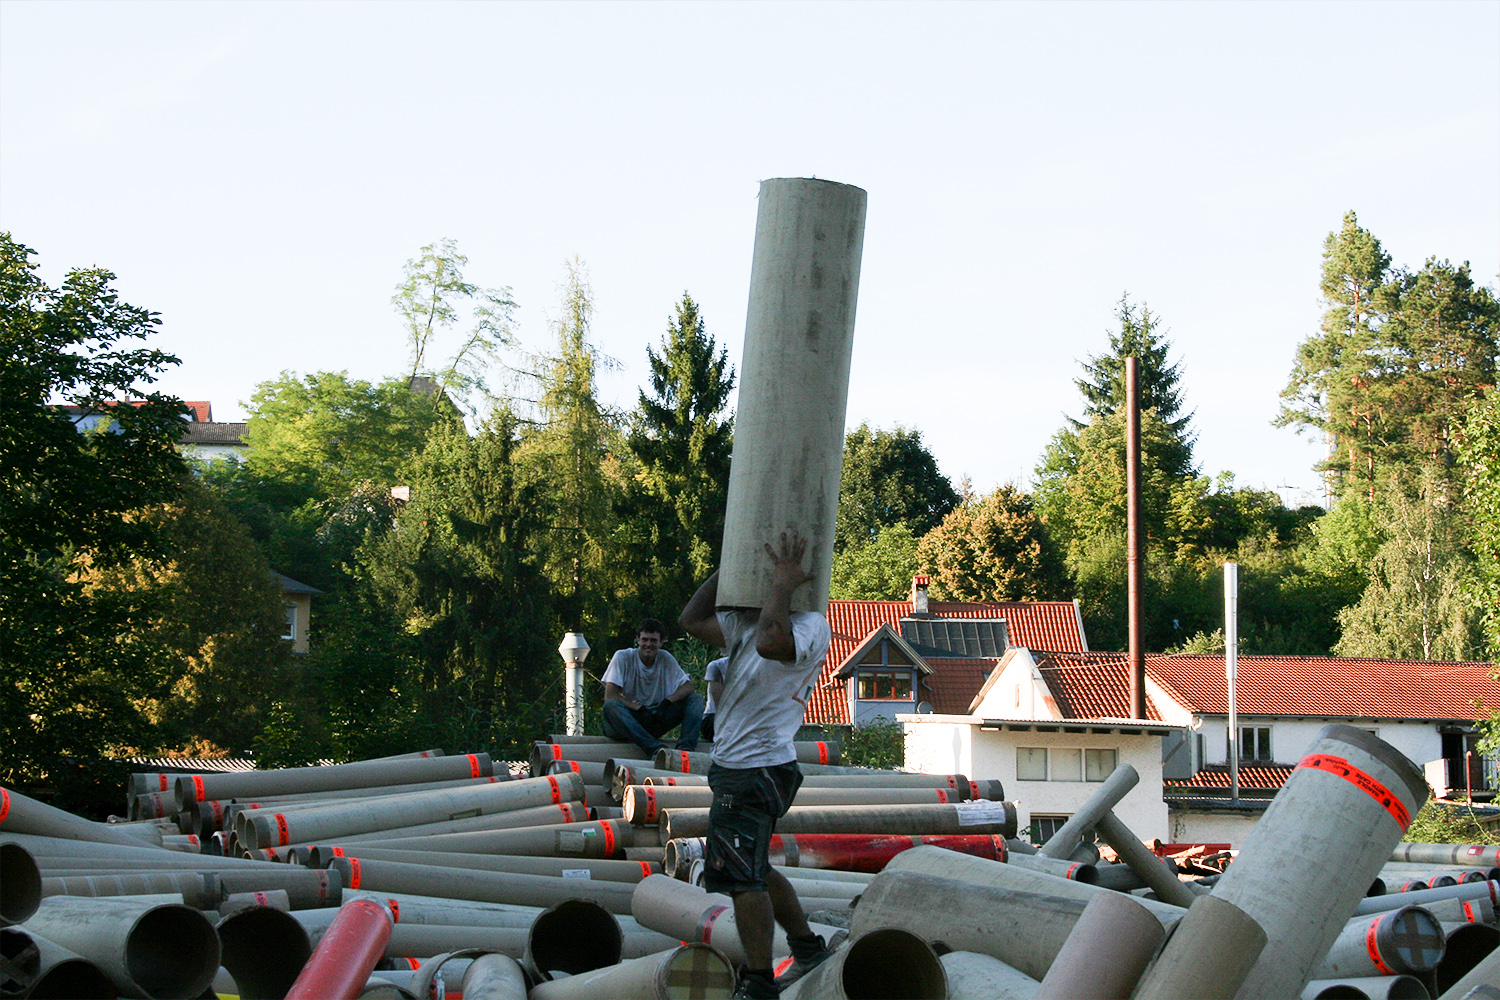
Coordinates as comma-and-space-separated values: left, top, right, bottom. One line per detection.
780, 927, 945, 1000
1435, 922, 1500, 996
19, 896, 219, 999
174, 754, 494, 811
1093, 811, 1197, 908
1301, 975, 1431, 999
1392, 844, 1500, 867
1131, 893, 1267, 1000
524, 899, 623, 981
0, 927, 116, 999
461, 952, 530, 1000
629, 874, 840, 966
663, 801, 1016, 840
665, 832, 1005, 879
527, 943, 736, 1000
1, 842, 42, 926
215, 903, 312, 1000
284, 898, 391, 1000
309, 817, 652, 863
1436, 937, 1500, 998
41, 871, 221, 910
321, 846, 658, 882
1038, 765, 1139, 860
1311, 905, 1446, 979
1356, 880, 1499, 915
718, 177, 866, 611
1031, 892, 1162, 999
626, 784, 964, 825
940, 951, 1039, 1000
328, 856, 635, 913
0, 788, 156, 848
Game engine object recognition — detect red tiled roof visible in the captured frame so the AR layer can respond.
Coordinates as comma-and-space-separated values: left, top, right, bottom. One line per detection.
1035, 654, 1166, 722
1166, 764, 1292, 790
921, 658, 1001, 716
1037, 651, 1500, 722
807, 598, 1086, 725
57, 400, 213, 421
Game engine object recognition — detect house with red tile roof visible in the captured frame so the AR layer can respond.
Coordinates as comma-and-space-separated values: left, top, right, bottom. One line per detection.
810, 575, 1089, 726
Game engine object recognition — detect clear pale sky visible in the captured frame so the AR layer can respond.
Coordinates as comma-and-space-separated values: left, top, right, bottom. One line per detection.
4, 1, 1497, 507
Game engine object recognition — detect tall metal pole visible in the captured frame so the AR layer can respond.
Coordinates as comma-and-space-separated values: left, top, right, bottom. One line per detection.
1126, 357, 1145, 720
1225, 562, 1239, 803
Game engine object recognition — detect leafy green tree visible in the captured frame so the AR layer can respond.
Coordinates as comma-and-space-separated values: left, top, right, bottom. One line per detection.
626, 293, 736, 587
830, 523, 921, 600
1461, 393, 1500, 658
1334, 475, 1484, 661
517, 257, 624, 634
1071, 295, 1193, 442
917, 485, 1068, 602
0, 233, 187, 797
392, 238, 517, 413
835, 424, 958, 553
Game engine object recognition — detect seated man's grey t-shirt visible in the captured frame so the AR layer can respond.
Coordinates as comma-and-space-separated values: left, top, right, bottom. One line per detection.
710, 610, 831, 770
704, 656, 728, 714
600, 647, 689, 707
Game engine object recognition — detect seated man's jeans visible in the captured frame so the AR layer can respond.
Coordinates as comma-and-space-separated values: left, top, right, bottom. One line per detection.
602, 691, 706, 755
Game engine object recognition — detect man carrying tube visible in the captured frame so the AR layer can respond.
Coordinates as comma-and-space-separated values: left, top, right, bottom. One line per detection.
679, 532, 834, 999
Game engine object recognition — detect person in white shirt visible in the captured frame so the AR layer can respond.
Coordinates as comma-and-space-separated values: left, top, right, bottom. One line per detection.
600, 618, 705, 756
679, 532, 833, 999
701, 654, 727, 741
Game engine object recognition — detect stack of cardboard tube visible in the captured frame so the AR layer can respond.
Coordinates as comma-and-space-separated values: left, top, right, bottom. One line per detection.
3, 724, 1500, 998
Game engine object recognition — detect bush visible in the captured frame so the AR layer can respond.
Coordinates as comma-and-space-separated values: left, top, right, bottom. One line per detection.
842, 718, 905, 770
1403, 801, 1493, 844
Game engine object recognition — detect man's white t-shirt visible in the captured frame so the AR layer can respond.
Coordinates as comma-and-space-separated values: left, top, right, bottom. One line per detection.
600, 647, 689, 707
704, 656, 728, 714
709, 610, 831, 770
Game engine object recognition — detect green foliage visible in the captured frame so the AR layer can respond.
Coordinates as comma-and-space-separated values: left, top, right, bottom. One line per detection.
0, 234, 188, 788
1460, 393, 1500, 660
831, 523, 921, 600
1403, 800, 1493, 844
840, 717, 905, 770
392, 238, 517, 412
1072, 295, 1193, 441
917, 486, 1068, 602
835, 424, 958, 553
624, 293, 735, 613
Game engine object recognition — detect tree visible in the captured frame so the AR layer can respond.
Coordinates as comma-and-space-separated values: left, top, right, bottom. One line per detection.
835, 424, 959, 553
627, 293, 736, 585
1461, 393, 1500, 659
830, 523, 921, 600
0, 233, 187, 796
392, 238, 516, 414
1333, 476, 1484, 661
917, 485, 1067, 602
1072, 295, 1193, 442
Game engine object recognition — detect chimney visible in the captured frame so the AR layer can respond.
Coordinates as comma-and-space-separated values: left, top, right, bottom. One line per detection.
910, 575, 931, 617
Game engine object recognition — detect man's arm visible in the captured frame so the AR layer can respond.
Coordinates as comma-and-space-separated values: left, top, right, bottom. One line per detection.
756, 532, 815, 661
603, 682, 642, 711
664, 678, 696, 704
679, 569, 726, 647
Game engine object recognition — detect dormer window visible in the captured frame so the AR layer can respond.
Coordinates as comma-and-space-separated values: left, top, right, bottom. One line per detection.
855, 638, 915, 700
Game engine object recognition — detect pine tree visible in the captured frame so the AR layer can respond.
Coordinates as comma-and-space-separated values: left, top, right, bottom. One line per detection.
1071, 294, 1193, 443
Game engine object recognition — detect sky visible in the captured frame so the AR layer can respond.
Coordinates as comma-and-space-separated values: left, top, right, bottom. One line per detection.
4, 1, 1497, 509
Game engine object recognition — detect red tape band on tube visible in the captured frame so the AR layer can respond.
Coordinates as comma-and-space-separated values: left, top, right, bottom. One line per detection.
679, 751, 691, 771
970, 781, 980, 800
192, 775, 206, 802
936, 789, 948, 803
188, 835, 199, 846
645, 786, 656, 822
332, 847, 345, 857
405, 958, 419, 970
698, 904, 729, 943
548, 775, 561, 803
349, 858, 361, 889
818, 742, 828, 764
640, 861, 652, 879
0, 789, 9, 825
467, 753, 481, 777
265, 848, 279, 860
551, 744, 562, 760
560, 803, 574, 822
1366, 916, 1394, 975
570, 761, 581, 773
1464, 900, 1476, 922
275, 814, 290, 846
603, 822, 616, 856
947, 775, 958, 789
159, 774, 170, 791
1296, 753, 1411, 831
389, 899, 400, 923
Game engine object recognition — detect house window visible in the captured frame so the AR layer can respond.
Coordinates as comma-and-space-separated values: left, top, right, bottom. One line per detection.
1233, 726, 1272, 762
283, 603, 297, 641
1052, 748, 1082, 781
1030, 814, 1071, 843
857, 671, 912, 700
1017, 747, 1048, 781
1085, 748, 1118, 781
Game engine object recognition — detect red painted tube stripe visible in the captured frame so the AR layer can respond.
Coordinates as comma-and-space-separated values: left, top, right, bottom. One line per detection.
946, 775, 958, 790
158, 774, 170, 791
1067, 864, 1081, 879
348, 858, 362, 889
570, 760, 581, 773
817, 742, 829, 764
388, 899, 400, 924
639, 861, 652, 878
404, 958, 419, 970
679, 751, 691, 772
1365, 916, 1394, 975
698, 904, 730, 943
276, 814, 290, 846
187, 834, 199, 846
644, 786, 657, 823
969, 781, 980, 800
548, 775, 561, 803
1464, 900, 1476, 922
559, 803, 574, 822
467, 754, 481, 777
265, 848, 280, 860
1296, 753, 1411, 831
254, 892, 269, 905
0, 788, 9, 825
602, 822, 616, 856
550, 744, 562, 760
936, 789, 949, 803
192, 775, 206, 802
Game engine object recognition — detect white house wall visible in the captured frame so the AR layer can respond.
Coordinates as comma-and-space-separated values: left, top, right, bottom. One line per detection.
970, 649, 1058, 720
901, 716, 1172, 843
1196, 716, 1443, 772
1168, 808, 1263, 849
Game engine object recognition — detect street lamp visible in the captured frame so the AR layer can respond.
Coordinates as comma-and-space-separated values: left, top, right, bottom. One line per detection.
558, 633, 591, 737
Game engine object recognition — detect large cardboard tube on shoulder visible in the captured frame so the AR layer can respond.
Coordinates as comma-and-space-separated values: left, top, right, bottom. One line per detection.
0, 787, 159, 848
1032, 892, 1163, 999
1209, 725, 1428, 999
850, 870, 1095, 980
174, 754, 494, 811
0, 927, 116, 999
940, 951, 1040, 1000
781, 927, 946, 1000
1302, 975, 1431, 999
717, 176, 866, 611
1038, 764, 1139, 860
19, 896, 219, 999
328, 856, 636, 913
663, 801, 1016, 841
1, 842, 42, 926
630, 874, 840, 966
1094, 810, 1197, 908
527, 942, 736, 999
216, 904, 312, 1000
883, 846, 1186, 925
243, 773, 583, 849
284, 898, 391, 1000
1130, 893, 1267, 1000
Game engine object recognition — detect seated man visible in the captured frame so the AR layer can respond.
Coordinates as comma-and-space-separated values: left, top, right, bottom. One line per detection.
601, 618, 705, 756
